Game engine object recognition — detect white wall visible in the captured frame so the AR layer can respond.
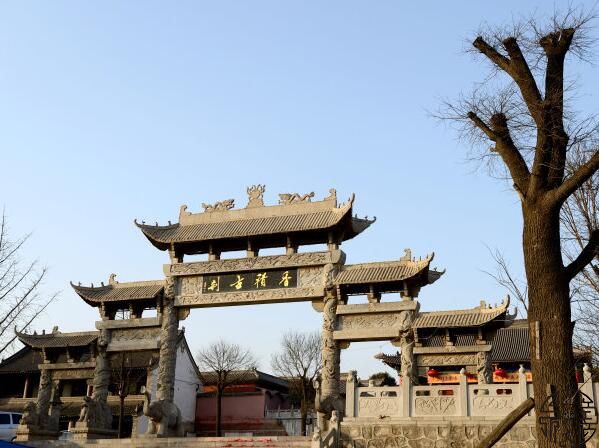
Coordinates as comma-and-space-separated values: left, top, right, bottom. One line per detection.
135, 339, 200, 436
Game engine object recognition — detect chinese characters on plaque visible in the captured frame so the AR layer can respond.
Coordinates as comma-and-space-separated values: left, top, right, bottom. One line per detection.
202, 268, 298, 293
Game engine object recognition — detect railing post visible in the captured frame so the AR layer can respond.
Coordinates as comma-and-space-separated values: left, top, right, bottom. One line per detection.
401, 376, 411, 417
581, 363, 594, 400
345, 370, 357, 418
459, 368, 468, 416
518, 365, 528, 402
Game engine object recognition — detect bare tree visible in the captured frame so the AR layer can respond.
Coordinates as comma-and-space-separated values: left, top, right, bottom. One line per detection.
271, 330, 321, 436
442, 8, 599, 447
110, 352, 150, 438
0, 210, 57, 357
563, 146, 599, 365
196, 340, 257, 437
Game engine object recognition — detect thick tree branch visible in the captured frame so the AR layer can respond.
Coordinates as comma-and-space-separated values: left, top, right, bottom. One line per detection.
565, 228, 599, 281
501, 37, 544, 124
467, 111, 531, 195
553, 151, 599, 204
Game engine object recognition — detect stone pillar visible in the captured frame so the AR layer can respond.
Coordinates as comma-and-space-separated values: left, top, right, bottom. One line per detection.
15, 368, 60, 442
36, 369, 53, 428
518, 365, 528, 402
70, 339, 116, 440
345, 371, 357, 418
318, 289, 341, 416
458, 368, 468, 416
156, 279, 179, 402
395, 306, 419, 386
476, 351, 492, 384
23, 376, 29, 399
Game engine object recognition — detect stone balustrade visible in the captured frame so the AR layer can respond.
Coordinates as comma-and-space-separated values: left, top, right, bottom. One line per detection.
345, 365, 598, 420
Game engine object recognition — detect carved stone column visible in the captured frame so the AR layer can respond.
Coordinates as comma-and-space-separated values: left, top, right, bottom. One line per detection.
36, 369, 53, 428
71, 336, 116, 440
15, 369, 60, 442
393, 305, 419, 386
141, 277, 184, 438
157, 277, 179, 402
476, 351, 492, 384
317, 289, 341, 417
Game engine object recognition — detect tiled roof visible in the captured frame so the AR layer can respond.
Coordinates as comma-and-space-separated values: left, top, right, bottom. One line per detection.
413, 298, 510, 329
490, 327, 530, 362
135, 194, 374, 250
199, 369, 289, 390
0, 346, 42, 373
71, 279, 164, 304
17, 331, 98, 348
335, 254, 436, 285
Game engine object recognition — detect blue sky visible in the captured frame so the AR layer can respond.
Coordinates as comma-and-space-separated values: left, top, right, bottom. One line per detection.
1, 1, 597, 376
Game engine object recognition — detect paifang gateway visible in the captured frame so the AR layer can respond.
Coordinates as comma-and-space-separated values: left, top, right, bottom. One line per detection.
1, 186, 595, 447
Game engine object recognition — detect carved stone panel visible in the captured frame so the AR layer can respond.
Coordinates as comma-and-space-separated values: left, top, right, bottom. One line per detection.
471, 395, 516, 416
107, 327, 161, 351
168, 250, 344, 276
175, 265, 326, 307
417, 354, 476, 367
358, 397, 401, 417
413, 396, 457, 416
52, 369, 95, 380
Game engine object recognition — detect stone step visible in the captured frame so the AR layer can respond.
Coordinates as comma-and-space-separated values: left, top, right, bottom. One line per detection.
25, 436, 312, 448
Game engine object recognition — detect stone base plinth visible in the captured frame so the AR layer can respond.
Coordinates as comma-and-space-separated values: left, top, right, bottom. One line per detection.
15, 425, 59, 442
70, 422, 118, 440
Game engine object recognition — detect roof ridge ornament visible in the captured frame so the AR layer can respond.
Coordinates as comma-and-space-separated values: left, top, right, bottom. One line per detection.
278, 192, 314, 205
109, 273, 118, 285
400, 248, 412, 262
202, 199, 235, 212
246, 185, 266, 208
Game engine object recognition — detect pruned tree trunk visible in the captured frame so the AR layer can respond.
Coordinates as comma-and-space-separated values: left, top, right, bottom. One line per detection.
216, 386, 223, 437
300, 380, 308, 436
118, 394, 125, 438
524, 206, 581, 447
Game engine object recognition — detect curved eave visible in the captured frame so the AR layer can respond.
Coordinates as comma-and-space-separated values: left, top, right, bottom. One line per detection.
134, 200, 369, 253
135, 220, 179, 251
70, 281, 164, 307
335, 253, 434, 287
414, 296, 511, 329
16, 330, 98, 349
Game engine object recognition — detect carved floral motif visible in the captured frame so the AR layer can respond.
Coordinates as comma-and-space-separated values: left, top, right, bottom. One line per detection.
176, 286, 323, 307
169, 251, 337, 275
418, 354, 476, 367
358, 397, 400, 417
414, 397, 457, 416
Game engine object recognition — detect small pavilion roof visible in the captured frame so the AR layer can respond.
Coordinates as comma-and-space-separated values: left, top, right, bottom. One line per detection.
16, 329, 98, 349
71, 276, 164, 306
135, 188, 374, 254
335, 253, 437, 285
413, 297, 511, 329
334, 250, 443, 295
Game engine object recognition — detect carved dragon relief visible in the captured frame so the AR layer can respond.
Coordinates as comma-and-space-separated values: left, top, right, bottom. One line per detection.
278, 192, 315, 204
202, 199, 235, 212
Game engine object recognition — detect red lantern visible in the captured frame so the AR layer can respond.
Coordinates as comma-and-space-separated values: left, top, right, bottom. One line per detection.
576, 370, 582, 383
494, 367, 507, 378
427, 368, 440, 378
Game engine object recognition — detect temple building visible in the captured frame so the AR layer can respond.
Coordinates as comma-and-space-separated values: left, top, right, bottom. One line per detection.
0, 186, 595, 446
195, 370, 292, 437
